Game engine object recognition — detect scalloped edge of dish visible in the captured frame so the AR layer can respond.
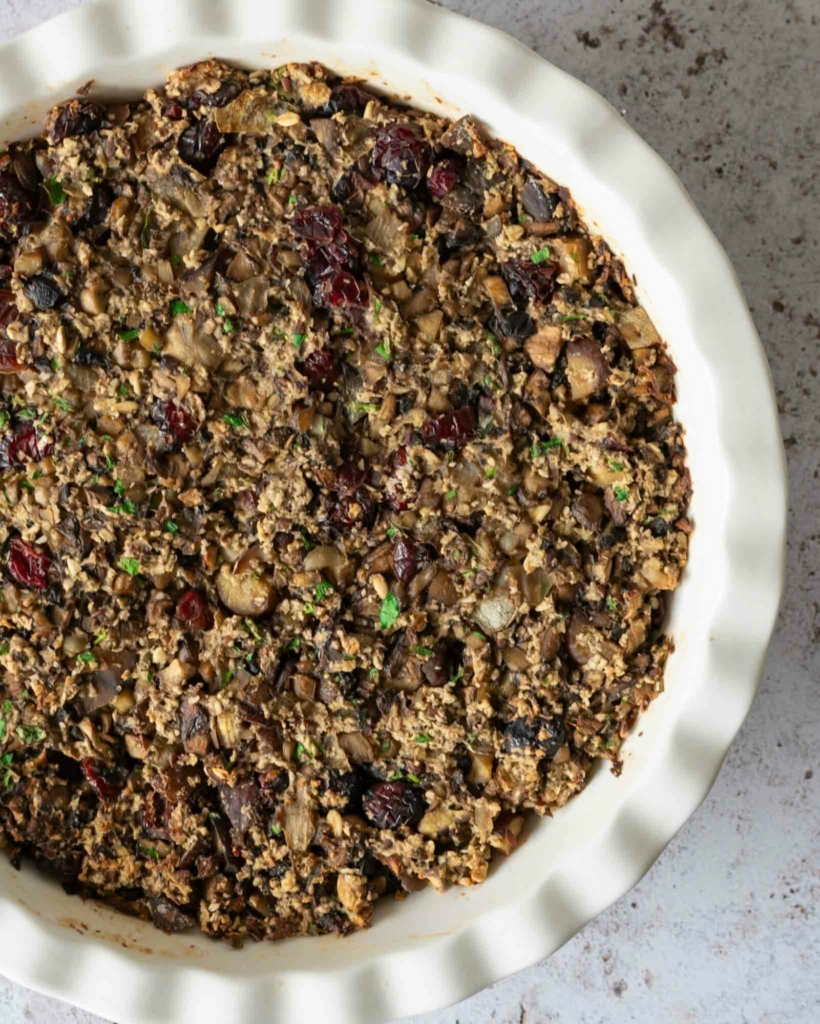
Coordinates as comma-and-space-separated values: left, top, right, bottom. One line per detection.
0, 1, 787, 1022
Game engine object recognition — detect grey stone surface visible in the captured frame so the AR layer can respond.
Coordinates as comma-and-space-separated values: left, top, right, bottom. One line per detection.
0, 0, 817, 1022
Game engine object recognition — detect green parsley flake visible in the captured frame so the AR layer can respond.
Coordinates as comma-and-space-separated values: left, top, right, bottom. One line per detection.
223, 412, 248, 429
0, 754, 17, 791
288, 195, 298, 205
531, 247, 551, 264
113, 478, 126, 497
370, 253, 385, 266
379, 592, 400, 631
118, 557, 141, 577
170, 298, 192, 317
449, 666, 464, 684
613, 485, 629, 502
42, 176, 67, 206
0, 642, 10, 656
267, 167, 283, 185
16, 725, 44, 745
291, 333, 306, 350
412, 646, 434, 657
609, 460, 625, 472
112, 499, 137, 516
414, 733, 432, 745
375, 340, 391, 361
294, 742, 311, 762
386, 526, 399, 539
0, 412, 8, 431
170, 254, 182, 266
531, 438, 563, 459
285, 637, 301, 653
561, 314, 586, 323
165, 520, 179, 536
373, 299, 383, 322
141, 847, 161, 862
117, 328, 140, 341
315, 580, 333, 602
93, 630, 108, 647
484, 466, 497, 479
446, 488, 458, 500
606, 596, 618, 611
270, 824, 283, 836
50, 393, 73, 412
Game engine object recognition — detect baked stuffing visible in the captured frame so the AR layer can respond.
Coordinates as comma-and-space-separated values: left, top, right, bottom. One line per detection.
0, 60, 690, 941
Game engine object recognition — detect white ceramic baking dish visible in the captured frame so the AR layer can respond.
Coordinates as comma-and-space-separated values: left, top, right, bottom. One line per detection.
0, 0, 787, 1021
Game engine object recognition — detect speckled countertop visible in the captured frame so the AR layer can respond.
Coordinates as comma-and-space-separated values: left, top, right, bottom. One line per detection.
0, 0, 817, 1022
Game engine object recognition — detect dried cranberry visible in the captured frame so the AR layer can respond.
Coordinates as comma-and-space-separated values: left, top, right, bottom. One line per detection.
302, 347, 341, 392
328, 491, 376, 532
371, 123, 431, 190
152, 399, 196, 448
45, 100, 105, 144
314, 270, 368, 310
80, 757, 125, 803
326, 84, 376, 115
162, 101, 186, 121
23, 274, 63, 311
502, 259, 558, 305
1, 426, 54, 468
187, 81, 243, 109
175, 589, 213, 631
177, 119, 226, 173
420, 405, 477, 449
334, 460, 367, 494
7, 537, 51, 591
0, 158, 35, 239
0, 341, 22, 374
428, 158, 462, 199
292, 205, 343, 244
502, 716, 564, 758
362, 781, 424, 830
0, 290, 18, 327
392, 537, 426, 584
305, 230, 362, 284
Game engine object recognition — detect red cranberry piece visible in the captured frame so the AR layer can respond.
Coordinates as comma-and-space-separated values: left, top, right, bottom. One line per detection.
501, 259, 559, 305
0, 159, 35, 241
328, 491, 376, 533
45, 100, 106, 145
326, 84, 376, 115
152, 399, 196, 449
2, 426, 54, 468
420, 405, 477, 449
178, 119, 226, 173
8, 537, 51, 591
305, 229, 362, 284
314, 270, 368, 310
292, 205, 343, 244
0, 290, 18, 328
80, 757, 126, 803
334, 460, 368, 494
363, 781, 424, 830
302, 347, 341, 392
428, 158, 462, 199
371, 123, 431, 190
0, 340, 23, 374
392, 537, 428, 584
162, 101, 186, 121
175, 589, 213, 631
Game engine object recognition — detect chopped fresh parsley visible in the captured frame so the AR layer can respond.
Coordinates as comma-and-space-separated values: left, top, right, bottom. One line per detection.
314, 580, 333, 602
42, 176, 67, 206
484, 466, 497, 479
223, 411, 248, 429
267, 166, 283, 185
613, 485, 629, 502
118, 557, 141, 577
386, 526, 399, 539
0, 412, 8, 431
375, 339, 391, 361
93, 630, 108, 647
507, 485, 520, 496
288, 194, 298, 205
518, 212, 528, 225
412, 645, 434, 657
446, 488, 458, 500
16, 725, 44, 745
169, 298, 192, 317
294, 742, 311, 762
370, 253, 384, 267
112, 499, 137, 516
373, 299, 383, 322
449, 666, 464, 684
243, 619, 263, 645
531, 247, 551, 264
291, 333, 306, 350
285, 637, 301, 653
531, 438, 563, 459
379, 592, 400, 631
606, 596, 618, 612
113, 478, 126, 497
561, 314, 586, 323
414, 733, 432, 745
0, 643, 7, 657
609, 460, 625, 472
270, 824, 283, 836
50, 393, 73, 413
352, 402, 379, 415
117, 328, 140, 341
0, 753, 17, 791
170, 254, 182, 266
165, 520, 179, 536
141, 847, 161, 862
